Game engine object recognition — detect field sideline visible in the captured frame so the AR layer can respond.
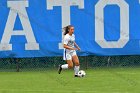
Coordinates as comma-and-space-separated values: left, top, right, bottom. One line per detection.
0, 67, 139, 93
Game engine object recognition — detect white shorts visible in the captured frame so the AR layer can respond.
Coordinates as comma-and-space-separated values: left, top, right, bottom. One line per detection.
63, 50, 77, 60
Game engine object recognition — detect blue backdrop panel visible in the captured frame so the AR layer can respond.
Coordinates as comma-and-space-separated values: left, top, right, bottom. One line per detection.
0, 0, 139, 58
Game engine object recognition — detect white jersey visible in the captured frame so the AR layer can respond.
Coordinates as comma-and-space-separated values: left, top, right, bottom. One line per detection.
63, 34, 76, 60
63, 34, 75, 52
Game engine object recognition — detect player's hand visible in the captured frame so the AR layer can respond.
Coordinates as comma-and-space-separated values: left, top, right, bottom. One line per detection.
77, 47, 81, 51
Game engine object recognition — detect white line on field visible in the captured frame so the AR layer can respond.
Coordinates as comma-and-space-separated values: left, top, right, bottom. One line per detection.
0, 89, 95, 93
0, 89, 129, 93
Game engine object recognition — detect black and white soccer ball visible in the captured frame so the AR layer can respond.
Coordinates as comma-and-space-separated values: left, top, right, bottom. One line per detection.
78, 70, 86, 77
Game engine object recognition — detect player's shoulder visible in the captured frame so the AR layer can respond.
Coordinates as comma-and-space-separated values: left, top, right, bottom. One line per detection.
72, 34, 75, 37
72, 34, 75, 38
64, 34, 69, 39
64, 34, 75, 38
64, 34, 69, 37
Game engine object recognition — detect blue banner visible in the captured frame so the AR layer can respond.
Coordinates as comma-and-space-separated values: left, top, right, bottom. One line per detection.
0, 0, 140, 58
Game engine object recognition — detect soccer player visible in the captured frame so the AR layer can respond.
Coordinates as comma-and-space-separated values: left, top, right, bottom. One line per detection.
58, 25, 81, 77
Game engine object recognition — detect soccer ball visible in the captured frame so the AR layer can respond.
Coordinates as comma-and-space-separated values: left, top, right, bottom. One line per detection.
78, 70, 86, 77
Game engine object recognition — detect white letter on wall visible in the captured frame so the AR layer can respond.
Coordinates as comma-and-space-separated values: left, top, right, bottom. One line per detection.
47, 0, 84, 49
95, 0, 129, 48
0, 0, 39, 51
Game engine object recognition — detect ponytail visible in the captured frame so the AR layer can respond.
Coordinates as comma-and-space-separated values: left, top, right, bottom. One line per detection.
63, 25, 73, 35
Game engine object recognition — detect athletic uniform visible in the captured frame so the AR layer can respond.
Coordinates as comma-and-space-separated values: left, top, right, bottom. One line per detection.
63, 34, 76, 60
58, 33, 80, 77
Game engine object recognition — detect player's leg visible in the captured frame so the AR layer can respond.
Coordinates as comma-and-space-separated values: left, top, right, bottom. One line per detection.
58, 53, 73, 74
58, 60, 73, 74
72, 54, 80, 77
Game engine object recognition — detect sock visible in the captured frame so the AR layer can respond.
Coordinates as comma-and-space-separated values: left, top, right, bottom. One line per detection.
61, 64, 68, 69
74, 66, 80, 75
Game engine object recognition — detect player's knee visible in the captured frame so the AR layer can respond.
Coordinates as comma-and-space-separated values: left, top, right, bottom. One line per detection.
68, 64, 73, 69
75, 62, 80, 66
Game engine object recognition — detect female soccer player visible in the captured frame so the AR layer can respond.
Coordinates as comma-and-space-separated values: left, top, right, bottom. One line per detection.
58, 25, 81, 77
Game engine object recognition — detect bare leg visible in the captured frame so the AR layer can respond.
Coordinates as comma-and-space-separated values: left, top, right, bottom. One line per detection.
58, 60, 73, 74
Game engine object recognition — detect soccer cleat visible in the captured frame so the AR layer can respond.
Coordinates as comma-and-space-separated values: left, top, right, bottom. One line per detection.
58, 64, 62, 74
74, 75, 79, 77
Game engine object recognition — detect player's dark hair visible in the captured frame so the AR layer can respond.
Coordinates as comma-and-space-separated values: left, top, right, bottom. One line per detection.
63, 25, 73, 35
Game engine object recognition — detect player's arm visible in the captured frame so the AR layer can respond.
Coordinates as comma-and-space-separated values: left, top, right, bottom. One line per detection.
74, 42, 80, 50
63, 44, 77, 50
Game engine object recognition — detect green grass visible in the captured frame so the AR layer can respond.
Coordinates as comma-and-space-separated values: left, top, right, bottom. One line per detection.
0, 67, 140, 93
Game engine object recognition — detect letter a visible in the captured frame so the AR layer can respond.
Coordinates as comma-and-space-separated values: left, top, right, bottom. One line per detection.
0, 0, 39, 51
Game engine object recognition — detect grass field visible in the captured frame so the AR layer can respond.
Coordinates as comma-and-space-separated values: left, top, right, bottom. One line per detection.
0, 67, 140, 93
